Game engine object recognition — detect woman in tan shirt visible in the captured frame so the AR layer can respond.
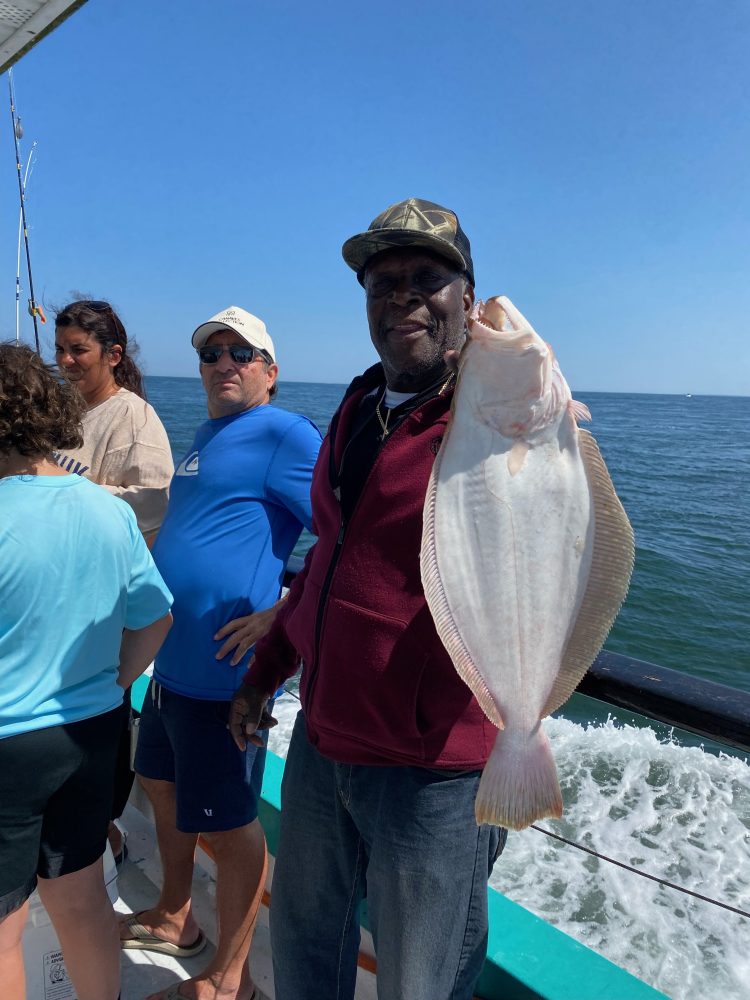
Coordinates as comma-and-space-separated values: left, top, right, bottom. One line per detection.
54, 299, 174, 860
54, 300, 173, 544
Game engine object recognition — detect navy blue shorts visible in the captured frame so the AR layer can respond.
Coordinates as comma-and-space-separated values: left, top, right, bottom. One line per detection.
134, 681, 268, 834
0, 708, 120, 918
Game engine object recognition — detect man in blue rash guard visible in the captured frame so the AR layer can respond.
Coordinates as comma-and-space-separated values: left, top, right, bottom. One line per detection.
122, 306, 321, 1000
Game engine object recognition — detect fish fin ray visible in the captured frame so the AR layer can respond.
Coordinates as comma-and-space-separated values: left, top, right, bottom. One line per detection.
421, 453, 504, 730
475, 728, 563, 830
541, 428, 635, 717
568, 398, 592, 423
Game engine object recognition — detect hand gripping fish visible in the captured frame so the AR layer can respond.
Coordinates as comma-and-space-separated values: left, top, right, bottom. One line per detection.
421, 296, 634, 830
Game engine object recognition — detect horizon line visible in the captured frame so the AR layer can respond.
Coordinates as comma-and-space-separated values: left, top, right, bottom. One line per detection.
141, 374, 750, 399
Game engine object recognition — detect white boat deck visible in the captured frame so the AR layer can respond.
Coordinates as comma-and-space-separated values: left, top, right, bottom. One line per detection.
116, 800, 378, 1000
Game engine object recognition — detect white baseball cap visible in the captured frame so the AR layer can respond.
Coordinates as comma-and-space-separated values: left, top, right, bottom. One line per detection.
191, 306, 276, 363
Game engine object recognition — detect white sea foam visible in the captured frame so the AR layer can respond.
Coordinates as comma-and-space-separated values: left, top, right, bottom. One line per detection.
492, 717, 750, 1000
268, 690, 301, 758
268, 696, 750, 999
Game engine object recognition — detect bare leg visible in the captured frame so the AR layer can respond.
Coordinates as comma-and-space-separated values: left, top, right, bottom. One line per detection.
205, 820, 267, 993
0, 900, 29, 1000
37, 857, 119, 1000
108, 820, 124, 859
146, 819, 268, 1000
120, 776, 200, 947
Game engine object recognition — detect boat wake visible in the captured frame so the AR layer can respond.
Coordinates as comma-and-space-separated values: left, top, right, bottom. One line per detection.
492, 716, 750, 1000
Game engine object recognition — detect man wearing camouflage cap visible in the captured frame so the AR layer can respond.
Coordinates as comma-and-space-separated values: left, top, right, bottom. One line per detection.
231, 201, 506, 1000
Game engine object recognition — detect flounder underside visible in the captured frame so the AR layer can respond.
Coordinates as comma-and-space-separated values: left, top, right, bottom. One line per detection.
421, 297, 634, 830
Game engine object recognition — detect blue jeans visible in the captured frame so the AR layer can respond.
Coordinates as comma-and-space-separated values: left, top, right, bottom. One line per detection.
270, 712, 506, 1000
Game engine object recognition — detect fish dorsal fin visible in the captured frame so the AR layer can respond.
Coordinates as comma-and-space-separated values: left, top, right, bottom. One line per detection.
421, 450, 505, 731
541, 428, 635, 717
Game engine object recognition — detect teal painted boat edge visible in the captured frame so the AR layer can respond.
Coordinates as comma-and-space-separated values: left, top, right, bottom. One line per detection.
127, 684, 665, 1000
257, 747, 284, 855
131, 674, 150, 714
476, 889, 666, 999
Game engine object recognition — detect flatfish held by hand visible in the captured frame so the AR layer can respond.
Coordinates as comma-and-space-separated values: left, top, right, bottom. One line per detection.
421, 296, 634, 830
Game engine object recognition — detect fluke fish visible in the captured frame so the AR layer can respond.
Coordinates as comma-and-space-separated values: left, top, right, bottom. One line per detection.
421, 296, 634, 829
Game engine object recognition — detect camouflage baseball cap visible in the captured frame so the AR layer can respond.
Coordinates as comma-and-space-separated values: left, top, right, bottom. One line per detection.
342, 198, 475, 286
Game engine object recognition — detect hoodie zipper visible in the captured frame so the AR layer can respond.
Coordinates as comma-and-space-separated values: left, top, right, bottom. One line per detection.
310, 409, 372, 672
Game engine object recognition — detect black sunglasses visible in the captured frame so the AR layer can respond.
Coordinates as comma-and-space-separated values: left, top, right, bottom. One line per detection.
76, 300, 115, 315
198, 344, 267, 365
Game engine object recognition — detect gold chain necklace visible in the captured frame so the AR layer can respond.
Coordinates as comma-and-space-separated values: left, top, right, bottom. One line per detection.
375, 372, 454, 442
438, 371, 455, 394
375, 390, 392, 440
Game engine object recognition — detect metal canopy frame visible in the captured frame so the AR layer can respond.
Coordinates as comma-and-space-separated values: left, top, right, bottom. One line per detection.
0, 0, 87, 74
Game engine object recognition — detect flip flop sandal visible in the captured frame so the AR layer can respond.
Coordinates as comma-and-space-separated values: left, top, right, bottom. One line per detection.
120, 913, 207, 957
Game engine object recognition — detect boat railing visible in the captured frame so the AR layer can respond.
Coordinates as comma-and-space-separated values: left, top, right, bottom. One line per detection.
580, 649, 750, 753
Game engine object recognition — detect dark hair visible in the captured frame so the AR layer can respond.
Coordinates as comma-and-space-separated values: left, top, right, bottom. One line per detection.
55, 299, 146, 399
0, 343, 85, 458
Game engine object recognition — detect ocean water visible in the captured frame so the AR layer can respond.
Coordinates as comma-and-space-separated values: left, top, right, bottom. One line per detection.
145, 376, 750, 1000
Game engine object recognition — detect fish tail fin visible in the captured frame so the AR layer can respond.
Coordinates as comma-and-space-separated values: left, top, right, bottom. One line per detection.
475, 727, 563, 830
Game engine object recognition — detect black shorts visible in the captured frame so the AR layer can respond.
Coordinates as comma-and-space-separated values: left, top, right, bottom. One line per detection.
0, 707, 121, 918
134, 682, 268, 833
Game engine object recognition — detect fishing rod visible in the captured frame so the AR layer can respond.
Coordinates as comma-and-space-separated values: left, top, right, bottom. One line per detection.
16, 142, 37, 344
8, 69, 45, 354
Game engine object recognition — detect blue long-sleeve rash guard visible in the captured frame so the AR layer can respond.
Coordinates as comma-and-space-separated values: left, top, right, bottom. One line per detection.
152, 404, 321, 700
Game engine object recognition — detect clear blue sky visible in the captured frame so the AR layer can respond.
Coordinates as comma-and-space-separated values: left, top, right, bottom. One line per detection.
2, 0, 748, 394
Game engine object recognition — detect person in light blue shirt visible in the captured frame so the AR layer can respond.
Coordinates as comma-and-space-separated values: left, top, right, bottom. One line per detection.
0, 344, 173, 1000
0, 474, 171, 737
125, 306, 321, 1000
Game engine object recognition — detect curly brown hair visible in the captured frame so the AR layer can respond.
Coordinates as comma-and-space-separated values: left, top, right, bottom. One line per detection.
0, 343, 85, 458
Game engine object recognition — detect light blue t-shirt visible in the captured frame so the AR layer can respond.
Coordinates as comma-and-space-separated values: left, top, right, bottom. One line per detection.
0, 474, 173, 738
152, 403, 321, 700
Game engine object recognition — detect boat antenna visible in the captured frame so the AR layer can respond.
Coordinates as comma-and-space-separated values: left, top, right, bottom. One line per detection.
8, 69, 45, 354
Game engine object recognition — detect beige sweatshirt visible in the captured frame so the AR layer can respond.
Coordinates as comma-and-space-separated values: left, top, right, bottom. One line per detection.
54, 387, 174, 539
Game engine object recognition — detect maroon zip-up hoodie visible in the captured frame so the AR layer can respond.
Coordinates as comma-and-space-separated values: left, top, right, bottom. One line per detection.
245, 365, 496, 769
